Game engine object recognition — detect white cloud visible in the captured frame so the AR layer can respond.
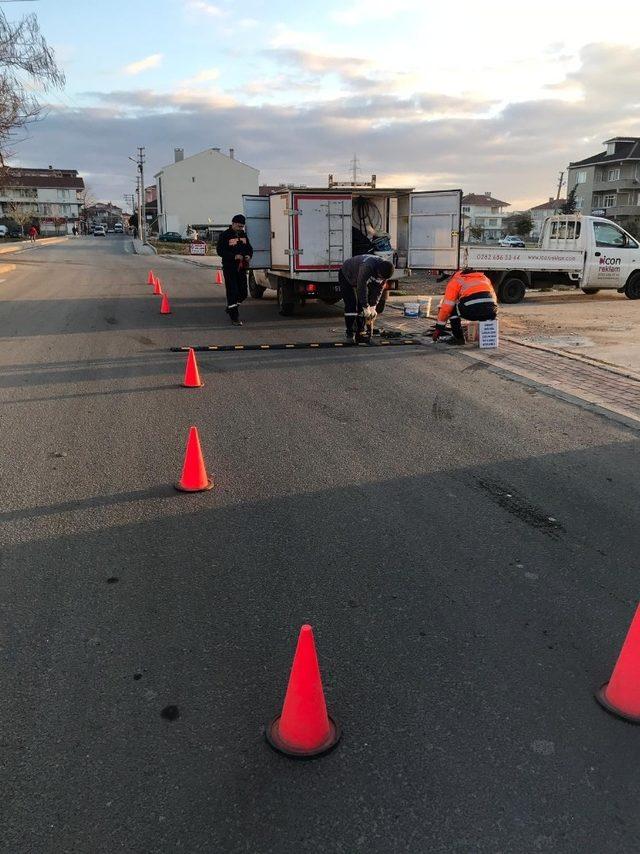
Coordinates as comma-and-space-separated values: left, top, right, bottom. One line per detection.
180, 67, 221, 87
122, 54, 163, 76
186, 0, 226, 16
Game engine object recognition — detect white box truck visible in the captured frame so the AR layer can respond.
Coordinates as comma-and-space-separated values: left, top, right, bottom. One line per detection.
243, 188, 463, 315
462, 215, 640, 303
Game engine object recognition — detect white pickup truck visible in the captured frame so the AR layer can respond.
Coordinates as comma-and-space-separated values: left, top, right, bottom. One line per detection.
462, 215, 640, 303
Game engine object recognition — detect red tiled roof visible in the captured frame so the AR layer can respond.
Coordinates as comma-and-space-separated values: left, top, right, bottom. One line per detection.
462, 193, 510, 207
1, 167, 85, 190
529, 199, 565, 211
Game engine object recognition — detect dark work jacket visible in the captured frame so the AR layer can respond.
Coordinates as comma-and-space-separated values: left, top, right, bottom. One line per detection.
216, 228, 253, 267
341, 254, 387, 308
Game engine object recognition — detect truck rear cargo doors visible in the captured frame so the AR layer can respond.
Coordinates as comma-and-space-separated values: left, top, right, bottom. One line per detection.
292, 194, 352, 274
398, 190, 462, 270
242, 195, 271, 269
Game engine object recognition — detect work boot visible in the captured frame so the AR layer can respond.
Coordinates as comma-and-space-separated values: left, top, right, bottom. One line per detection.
445, 335, 466, 346
355, 331, 372, 345
226, 306, 241, 326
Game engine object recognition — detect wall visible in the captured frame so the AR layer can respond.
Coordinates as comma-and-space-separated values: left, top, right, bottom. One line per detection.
157, 150, 259, 235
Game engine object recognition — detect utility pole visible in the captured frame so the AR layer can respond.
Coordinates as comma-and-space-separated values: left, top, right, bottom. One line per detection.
556, 170, 565, 200
129, 147, 146, 240
350, 153, 360, 185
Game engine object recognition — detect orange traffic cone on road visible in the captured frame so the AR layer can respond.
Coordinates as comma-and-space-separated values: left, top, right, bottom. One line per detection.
175, 427, 213, 492
182, 348, 203, 388
153, 278, 163, 295
215, 270, 223, 285
160, 293, 171, 314
596, 603, 640, 722
147, 270, 155, 285
266, 624, 341, 757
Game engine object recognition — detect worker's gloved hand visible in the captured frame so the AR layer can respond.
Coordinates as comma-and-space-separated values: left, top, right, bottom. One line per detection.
432, 325, 446, 341
363, 306, 377, 321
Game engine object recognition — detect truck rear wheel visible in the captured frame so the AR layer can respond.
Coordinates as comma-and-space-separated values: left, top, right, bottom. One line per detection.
277, 280, 296, 316
498, 276, 526, 304
249, 272, 266, 299
624, 274, 640, 300
581, 288, 600, 295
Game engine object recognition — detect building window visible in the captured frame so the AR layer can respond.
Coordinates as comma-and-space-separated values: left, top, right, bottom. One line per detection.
575, 196, 583, 210
192, 177, 196, 183
57, 189, 70, 200
607, 168, 620, 181
488, 218, 497, 225
462, 206, 470, 212
603, 194, 616, 207
576, 170, 587, 184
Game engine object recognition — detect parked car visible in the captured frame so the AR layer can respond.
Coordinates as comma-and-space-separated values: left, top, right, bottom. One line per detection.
158, 232, 184, 243
113, 223, 124, 233
499, 235, 526, 248
0, 225, 7, 237
93, 225, 106, 236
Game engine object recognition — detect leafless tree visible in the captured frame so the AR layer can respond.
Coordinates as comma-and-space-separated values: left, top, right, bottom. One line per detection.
5, 200, 36, 235
0, 8, 65, 170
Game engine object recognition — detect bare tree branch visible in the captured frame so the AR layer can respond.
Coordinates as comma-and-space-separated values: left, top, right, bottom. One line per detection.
0, 8, 64, 170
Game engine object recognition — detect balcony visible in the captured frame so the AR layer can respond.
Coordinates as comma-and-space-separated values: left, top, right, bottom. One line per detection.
603, 204, 640, 218
592, 177, 639, 192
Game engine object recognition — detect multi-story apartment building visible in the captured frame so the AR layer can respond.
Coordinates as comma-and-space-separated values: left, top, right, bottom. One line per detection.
461, 192, 510, 242
0, 166, 84, 234
567, 137, 640, 233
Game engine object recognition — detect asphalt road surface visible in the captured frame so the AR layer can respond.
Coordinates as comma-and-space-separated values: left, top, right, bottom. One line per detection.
3, 237, 640, 853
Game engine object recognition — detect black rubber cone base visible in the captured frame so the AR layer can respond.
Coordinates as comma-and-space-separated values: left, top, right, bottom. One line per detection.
595, 682, 640, 723
265, 714, 341, 759
174, 479, 213, 493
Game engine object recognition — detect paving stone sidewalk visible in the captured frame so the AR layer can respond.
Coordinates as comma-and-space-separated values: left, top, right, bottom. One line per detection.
381, 303, 640, 426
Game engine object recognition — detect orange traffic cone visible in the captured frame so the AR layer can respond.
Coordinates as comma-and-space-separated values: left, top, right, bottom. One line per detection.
147, 270, 155, 285
182, 348, 204, 388
596, 603, 640, 722
160, 293, 171, 314
215, 270, 223, 285
153, 278, 163, 296
175, 427, 213, 492
266, 624, 341, 758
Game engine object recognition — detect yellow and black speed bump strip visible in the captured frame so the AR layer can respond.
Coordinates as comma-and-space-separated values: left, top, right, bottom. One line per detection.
170, 340, 422, 353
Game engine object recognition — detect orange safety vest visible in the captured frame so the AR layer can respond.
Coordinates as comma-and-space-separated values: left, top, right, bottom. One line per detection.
436, 271, 496, 325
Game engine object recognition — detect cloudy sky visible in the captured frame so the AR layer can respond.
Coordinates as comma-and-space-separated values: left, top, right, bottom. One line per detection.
8, 0, 640, 210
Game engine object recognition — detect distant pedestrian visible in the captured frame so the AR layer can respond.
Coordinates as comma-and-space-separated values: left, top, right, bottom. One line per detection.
28, 225, 37, 243
72, 226, 78, 237
216, 214, 253, 326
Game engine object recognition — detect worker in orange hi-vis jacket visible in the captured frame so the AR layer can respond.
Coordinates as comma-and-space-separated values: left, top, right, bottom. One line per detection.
432, 269, 497, 345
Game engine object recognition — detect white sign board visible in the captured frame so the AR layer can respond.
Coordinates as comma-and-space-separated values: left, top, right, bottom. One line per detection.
479, 319, 499, 349
189, 241, 207, 256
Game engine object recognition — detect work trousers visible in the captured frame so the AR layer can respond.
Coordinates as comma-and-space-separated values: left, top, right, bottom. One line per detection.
449, 299, 497, 339
223, 263, 248, 321
339, 270, 367, 336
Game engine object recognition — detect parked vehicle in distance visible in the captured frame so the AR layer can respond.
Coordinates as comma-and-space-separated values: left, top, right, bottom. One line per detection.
158, 232, 184, 243
113, 223, 124, 233
0, 225, 7, 237
499, 235, 526, 248
93, 225, 106, 236
462, 215, 640, 303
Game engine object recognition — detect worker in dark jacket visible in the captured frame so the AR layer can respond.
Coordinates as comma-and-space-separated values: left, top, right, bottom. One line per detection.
339, 255, 394, 343
216, 214, 253, 326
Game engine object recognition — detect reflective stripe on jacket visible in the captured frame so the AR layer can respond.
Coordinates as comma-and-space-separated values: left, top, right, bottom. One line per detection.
436, 271, 497, 325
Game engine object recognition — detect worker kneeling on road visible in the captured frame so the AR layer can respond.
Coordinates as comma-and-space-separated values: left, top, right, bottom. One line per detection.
339, 255, 394, 344
432, 269, 497, 344
216, 214, 254, 327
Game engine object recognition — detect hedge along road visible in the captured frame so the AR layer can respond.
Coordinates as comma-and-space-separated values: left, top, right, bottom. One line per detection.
2, 236, 640, 853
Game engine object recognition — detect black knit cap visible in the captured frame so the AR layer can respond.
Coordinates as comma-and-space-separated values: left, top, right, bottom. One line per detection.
232, 214, 246, 224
